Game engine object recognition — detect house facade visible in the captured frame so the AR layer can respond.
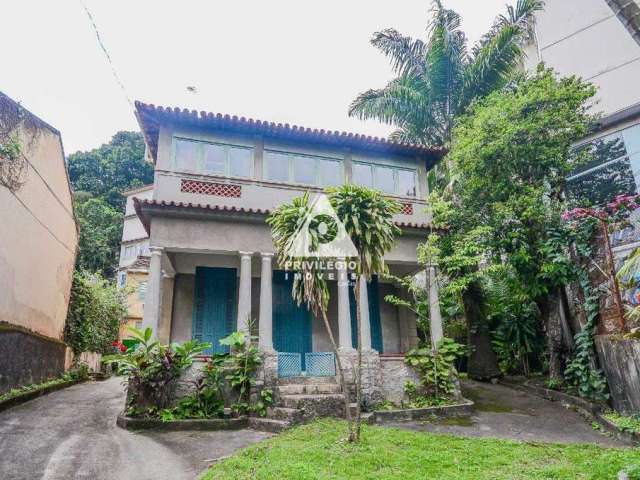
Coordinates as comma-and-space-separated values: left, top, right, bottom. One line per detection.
0, 92, 78, 393
117, 185, 152, 339
133, 101, 442, 402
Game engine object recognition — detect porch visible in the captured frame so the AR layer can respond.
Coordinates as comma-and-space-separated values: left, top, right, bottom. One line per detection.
142, 249, 423, 377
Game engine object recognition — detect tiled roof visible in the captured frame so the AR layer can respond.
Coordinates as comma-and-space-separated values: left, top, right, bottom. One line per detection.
134, 101, 444, 165
128, 255, 150, 271
133, 197, 430, 235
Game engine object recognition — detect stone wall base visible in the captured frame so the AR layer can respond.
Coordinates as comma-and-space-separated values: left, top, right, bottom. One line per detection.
0, 326, 67, 394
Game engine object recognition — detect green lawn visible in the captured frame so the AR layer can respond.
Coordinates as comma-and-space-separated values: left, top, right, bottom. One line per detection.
201, 419, 640, 480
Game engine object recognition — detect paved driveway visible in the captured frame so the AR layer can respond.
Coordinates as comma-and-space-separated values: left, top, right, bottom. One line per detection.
386, 380, 626, 446
0, 377, 271, 480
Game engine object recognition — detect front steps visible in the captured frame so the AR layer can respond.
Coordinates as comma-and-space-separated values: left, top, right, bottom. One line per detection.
250, 376, 349, 432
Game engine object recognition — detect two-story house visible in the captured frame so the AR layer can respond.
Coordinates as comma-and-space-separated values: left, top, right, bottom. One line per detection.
133, 101, 443, 402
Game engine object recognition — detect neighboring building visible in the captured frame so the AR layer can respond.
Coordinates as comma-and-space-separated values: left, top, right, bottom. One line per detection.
133, 101, 443, 403
525, 0, 640, 249
117, 185, 152, 338
524, 0, 640, 334
0, 92, 78, 393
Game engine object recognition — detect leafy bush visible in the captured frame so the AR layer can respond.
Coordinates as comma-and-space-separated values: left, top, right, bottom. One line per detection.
104, 327, 210, 413
405, 338, 466, 400
603, 411, 640, 435
64, 270, 128, 354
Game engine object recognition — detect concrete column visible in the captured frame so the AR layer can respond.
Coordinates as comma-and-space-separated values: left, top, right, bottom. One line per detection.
428, 265, 444, 346
141, 247, 163, 339
337, 259, 353, 350
237, 251, 253, 336
258, 253, 274, 351
358, 275, 372, 351
158, 273, 175, 345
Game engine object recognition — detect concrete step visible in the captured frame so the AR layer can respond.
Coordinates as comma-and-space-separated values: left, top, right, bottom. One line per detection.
281, 393, 345, 410
277, 376, 337, 385
277, 384, 342, 395
267, 406, 304, 423
248, 417, 291, 433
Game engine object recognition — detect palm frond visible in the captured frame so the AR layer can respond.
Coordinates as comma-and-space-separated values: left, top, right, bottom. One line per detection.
371, 29, 427, 77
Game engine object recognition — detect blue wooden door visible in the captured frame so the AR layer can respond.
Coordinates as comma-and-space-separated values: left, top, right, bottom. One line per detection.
192, 267, 237, 355
350, 275, 383, 352
272, 270, 312, 370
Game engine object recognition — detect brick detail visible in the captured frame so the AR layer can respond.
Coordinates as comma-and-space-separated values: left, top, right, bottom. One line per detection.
400, 203, 413, 215
180, 179, 242, 198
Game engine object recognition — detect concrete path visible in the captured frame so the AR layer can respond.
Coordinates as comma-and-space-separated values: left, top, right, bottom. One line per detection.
0, 377, 271, 480
387, 379, 626, 447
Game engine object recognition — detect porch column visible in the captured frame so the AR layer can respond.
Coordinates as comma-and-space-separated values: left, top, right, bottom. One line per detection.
141, 247, 163, 339
237, 251, 253, 336
258, 253, 274, 351
337, 259, 353, 350
358, 275, 372, 351
428, 265, 444, 346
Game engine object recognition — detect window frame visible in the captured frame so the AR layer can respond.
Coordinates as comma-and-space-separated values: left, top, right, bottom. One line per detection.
351, 160, 418, 198
172, 136, 254, 179
263, 149, 344, 187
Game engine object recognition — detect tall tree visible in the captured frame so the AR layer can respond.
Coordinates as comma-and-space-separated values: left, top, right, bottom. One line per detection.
68, 131, 152, 210
349, 0, 543, 378
68, 131, 153, 277
431, 68, 596, 379
349, 0, 543, 147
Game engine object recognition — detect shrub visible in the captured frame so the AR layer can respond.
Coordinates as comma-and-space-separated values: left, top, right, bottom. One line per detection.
405, 338, 466, 399
64, 270, 128, 354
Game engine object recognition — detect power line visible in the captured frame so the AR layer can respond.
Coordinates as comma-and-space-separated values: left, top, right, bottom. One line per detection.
78, 0, 133, 107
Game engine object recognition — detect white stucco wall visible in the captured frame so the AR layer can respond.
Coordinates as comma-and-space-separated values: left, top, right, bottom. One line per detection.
0, 119, 77, 340
525, 0, 640, 115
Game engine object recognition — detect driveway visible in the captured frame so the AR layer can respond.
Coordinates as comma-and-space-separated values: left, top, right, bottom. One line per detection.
386, 379, 626, 447
0, 377, 271, 480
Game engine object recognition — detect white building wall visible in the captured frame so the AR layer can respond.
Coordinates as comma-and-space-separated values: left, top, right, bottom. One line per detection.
525, 0, 640, 115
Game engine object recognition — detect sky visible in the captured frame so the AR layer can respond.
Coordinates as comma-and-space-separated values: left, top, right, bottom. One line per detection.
1, 0, 516, 154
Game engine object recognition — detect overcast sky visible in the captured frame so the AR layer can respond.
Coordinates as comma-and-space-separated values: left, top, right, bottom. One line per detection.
1, 0, 516, 154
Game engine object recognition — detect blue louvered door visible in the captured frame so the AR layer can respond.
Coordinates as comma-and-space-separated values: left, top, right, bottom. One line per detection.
272, 270, 312, 370
350, 275, 383, 352
192, 267, 237, 355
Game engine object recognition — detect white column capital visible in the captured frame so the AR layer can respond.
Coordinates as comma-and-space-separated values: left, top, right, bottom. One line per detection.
239, 251, 254, 259
149, 246, 163, 257
260, 252, 274, 259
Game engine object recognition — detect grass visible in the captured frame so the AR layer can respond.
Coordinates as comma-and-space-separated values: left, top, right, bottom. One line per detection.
200, 419, 640, 480
0, 368, 88, 404
604, 411, 640, 435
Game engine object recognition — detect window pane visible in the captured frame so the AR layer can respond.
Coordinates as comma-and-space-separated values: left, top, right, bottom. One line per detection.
229, 147, 252, 177
264, 151, 290, 182
374, 165, 395, 194
352, 163, 373, 187
174, 139, 199, 171
319, 159, 342, 186
566, 157, 636, 206
293, 156, 317, 185
398, 169, 416, 197
203, 143, 226, 174
624, 124, 640, 157
138, 282, 148, 300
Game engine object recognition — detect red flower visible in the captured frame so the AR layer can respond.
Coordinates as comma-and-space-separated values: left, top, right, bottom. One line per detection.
111, 341, 120, 347
119, 344, 128, 353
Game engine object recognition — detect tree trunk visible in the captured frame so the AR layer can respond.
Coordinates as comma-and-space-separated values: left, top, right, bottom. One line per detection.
352, 276, 363, 442
319, 310, 354, 438
463, 280, 501, 380
542, 288, 564, 384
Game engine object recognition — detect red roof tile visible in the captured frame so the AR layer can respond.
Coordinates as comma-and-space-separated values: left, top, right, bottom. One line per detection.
133, 197, 430, 235
134, 101, 444, 164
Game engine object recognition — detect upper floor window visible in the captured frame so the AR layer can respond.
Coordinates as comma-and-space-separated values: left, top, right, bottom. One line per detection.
263, 150, 343, 187
117, 272, 127, 288
566, 123, 640, 206
352, 162, 417, 197
138, 282, 148, 301
173, 137, 253, 178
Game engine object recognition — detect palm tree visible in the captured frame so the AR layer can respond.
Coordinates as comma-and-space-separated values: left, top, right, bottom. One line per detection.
329, 185, 401, 441
267, 193, 355, 439
349, 0, 543, 148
